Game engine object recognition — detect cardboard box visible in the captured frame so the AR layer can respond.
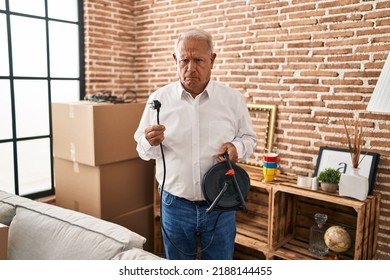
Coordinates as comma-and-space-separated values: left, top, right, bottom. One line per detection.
54, 157, 155, 220
0, 223, 8, 260
109, 204, 154, 252
52, 101, 146, 166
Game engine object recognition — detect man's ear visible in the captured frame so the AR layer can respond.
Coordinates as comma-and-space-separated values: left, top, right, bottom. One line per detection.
210, 53, 217, 68
172, 53, 177, 64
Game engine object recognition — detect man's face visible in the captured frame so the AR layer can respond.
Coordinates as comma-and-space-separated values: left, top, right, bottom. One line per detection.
173, 38, 216, 96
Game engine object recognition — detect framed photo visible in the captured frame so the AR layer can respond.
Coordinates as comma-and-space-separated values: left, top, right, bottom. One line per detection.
314, 146, 380, 195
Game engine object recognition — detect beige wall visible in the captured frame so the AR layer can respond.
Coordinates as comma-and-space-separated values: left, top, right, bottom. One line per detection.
84, 0, 390, 259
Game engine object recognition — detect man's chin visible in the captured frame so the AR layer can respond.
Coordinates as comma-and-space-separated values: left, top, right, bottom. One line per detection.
183, 81, 201, 91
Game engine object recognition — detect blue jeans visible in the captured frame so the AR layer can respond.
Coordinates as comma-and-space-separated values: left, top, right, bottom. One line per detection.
160, 190, 236, 260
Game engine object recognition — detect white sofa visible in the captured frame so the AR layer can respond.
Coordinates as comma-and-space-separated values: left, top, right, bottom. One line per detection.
0, 190, 161, 260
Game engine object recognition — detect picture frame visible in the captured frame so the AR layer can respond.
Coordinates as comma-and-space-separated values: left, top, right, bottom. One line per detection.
314, 146, 380, 195
240, 103, 277, 167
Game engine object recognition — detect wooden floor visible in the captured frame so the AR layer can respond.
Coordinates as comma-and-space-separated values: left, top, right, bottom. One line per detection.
35, 195, 56, 205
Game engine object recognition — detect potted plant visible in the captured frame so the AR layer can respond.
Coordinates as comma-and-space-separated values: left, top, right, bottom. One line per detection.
317, 168, 341, 193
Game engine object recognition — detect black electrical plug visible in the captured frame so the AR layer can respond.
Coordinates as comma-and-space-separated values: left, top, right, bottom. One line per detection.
149, 100, 162, 124
149, 100, 161, 111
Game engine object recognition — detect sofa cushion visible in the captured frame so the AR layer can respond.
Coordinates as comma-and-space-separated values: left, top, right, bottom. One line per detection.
112, 248, 163, 260
0, 190, 30, 226
0, 190, 13, 199
0, 190, 14, 200
8, 205, 146, 260
0, 201, 15, 226
0, 190, 31, 204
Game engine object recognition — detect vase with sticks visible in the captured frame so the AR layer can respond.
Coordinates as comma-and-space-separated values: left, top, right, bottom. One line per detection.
338, 118, 369, 201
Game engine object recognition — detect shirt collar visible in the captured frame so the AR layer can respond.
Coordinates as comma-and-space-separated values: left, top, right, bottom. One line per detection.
177, 80, 214, 100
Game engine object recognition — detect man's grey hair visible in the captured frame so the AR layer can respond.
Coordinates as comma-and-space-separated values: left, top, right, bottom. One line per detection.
174, 28, 214, 56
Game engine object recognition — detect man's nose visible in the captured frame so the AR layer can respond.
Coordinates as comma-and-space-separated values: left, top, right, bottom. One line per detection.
187, 60, 196, 72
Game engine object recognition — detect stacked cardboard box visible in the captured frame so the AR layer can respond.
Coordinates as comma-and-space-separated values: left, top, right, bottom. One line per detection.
52, 101, 155, 251
0, 224, 8, 260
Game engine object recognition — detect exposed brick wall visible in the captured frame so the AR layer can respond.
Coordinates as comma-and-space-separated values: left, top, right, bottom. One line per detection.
84, 0, 390, 259
84, 0, 136, 98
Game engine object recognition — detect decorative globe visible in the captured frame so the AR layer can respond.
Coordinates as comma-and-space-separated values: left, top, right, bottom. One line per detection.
324, 225, 352, 253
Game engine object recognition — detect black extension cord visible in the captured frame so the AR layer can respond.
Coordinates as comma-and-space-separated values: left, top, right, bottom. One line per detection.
150, 100, 221, 258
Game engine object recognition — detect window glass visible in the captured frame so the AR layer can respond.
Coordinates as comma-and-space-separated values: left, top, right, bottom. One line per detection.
49, 21, 79, 78
17, 138, 51, 196
14, 80, 49, 138
48, 0, 78, 22
0, 14, 9, 76
11, 15, 47, 77
4, 0, 82, 198
51, 80, 80, 102
0, 143, 15, 194
0, 80, 12, 140
9, 0, 45, 17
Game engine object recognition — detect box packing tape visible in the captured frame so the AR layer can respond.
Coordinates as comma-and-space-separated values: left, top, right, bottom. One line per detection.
70, 142, 76, 162
72, 162, 79, 173
68, 104, 75, 118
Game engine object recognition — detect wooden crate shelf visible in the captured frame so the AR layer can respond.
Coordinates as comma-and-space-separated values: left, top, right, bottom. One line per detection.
153, 165, 380, 260
234, 175, 272, 259
269, 184, 380, 260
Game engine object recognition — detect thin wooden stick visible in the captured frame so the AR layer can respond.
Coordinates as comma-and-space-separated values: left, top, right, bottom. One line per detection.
343, 118, 366, 168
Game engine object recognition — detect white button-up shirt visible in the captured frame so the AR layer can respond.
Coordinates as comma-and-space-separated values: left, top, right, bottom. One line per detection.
134, 80, 256, 201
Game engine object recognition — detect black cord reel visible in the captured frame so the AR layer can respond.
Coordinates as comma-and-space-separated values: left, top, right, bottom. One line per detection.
202, 152, 250, 214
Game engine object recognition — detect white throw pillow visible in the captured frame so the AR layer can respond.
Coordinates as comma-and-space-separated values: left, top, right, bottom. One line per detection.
112, 248, 163, 260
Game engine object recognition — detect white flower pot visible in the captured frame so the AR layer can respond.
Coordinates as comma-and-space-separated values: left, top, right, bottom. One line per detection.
339, 168, 369, 201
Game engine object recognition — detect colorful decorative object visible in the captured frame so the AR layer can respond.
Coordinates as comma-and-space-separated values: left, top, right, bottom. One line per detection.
262, 151, 279, 182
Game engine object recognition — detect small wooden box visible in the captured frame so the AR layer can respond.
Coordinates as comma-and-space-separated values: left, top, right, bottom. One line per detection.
234, 168, 297, 259
234, 179, 272, 259
269, 183, 380, 260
